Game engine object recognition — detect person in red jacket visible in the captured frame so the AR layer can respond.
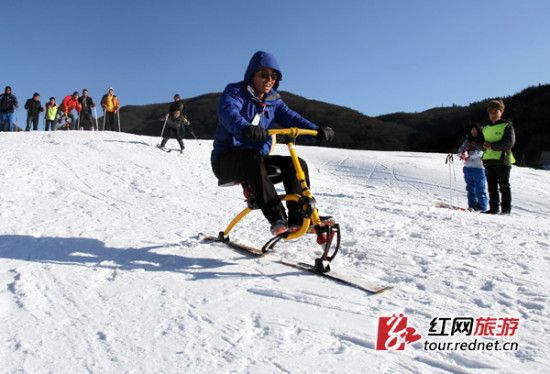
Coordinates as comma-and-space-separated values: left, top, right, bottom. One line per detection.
55, 92, 82, 130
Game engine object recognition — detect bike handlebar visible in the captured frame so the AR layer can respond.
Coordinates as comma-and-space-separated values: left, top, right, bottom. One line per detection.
267, 128, 318, 138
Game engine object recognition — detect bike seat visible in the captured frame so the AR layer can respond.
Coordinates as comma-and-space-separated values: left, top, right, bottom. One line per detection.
218, 165, 283, 187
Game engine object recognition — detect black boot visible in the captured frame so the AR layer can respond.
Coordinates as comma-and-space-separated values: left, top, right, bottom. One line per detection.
158, 139, 168, 150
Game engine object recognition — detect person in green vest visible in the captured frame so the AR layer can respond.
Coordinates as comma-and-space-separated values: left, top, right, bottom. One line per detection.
482, 99, 515, 215
45, 97, 59, 131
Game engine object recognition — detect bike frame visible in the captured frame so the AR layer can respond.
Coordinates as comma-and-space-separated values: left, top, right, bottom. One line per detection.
219, 128, 340, 269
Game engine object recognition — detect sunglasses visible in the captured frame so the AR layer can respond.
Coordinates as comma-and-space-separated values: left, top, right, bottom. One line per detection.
256, 69, 280, 80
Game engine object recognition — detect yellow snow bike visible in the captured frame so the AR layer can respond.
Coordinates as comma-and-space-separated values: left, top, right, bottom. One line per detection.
213, 127, 341, 273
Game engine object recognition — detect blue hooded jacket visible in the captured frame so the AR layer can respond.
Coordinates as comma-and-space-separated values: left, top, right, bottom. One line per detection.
211, 51, 318, 163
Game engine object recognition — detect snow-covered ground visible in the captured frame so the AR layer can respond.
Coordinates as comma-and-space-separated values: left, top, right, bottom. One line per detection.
1, 131, 549, 373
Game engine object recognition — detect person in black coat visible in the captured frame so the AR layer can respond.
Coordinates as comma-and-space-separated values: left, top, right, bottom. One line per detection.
0, 86, 19, 131
168, 94, 186, 114
24, 93, 44, 131
78, 89, 96, 130
159, 109, 188, 153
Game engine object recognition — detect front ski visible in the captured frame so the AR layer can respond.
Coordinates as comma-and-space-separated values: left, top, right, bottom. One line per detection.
280, 258, 392, 294
432, 201, 470, 212
199, 233, 271, 257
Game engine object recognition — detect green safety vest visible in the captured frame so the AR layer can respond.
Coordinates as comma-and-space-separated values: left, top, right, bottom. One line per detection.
482, 122, 515, 164
46, 105, 58, 121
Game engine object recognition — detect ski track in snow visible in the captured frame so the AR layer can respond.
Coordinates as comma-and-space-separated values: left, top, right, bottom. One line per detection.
0, 131, 549, 373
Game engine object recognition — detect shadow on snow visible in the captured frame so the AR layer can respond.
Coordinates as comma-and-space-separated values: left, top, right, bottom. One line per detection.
0, 235, 259, 280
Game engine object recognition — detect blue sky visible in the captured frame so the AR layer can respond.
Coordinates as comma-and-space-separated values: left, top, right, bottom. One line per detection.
4, 0, 550, 116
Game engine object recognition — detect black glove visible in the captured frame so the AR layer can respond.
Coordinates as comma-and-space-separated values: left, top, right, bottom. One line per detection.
242, 125, 268, 142
316, 126, 334, 142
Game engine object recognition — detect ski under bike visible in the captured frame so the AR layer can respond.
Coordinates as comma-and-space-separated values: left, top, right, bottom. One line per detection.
211, 127, 341, 273
55, 111, 70, 130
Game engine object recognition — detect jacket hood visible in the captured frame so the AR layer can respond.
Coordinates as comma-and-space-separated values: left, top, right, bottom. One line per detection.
244, 51, 283, 91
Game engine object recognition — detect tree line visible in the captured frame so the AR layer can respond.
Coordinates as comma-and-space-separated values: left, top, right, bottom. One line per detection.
120, 85, 550, 167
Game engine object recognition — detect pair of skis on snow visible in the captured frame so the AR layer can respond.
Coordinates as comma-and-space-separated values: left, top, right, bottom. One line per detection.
197, 200, 479, 294
199, 233, 391, 294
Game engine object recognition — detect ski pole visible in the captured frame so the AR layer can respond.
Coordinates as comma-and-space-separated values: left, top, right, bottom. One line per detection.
93, 106, 99, 130
189, 128, 201, 146
445, 153, 457, 207
185, 117, 201, 146
160, 116, 168, 138
102, 109, 106, 131
117, 110, 121, 132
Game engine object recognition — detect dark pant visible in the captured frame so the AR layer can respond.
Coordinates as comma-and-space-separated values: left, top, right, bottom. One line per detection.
26, 116, 39, 131
104, 111, 117, 131
485, 164, 512, 213
45, 119, 55, 131
79, 111, 94, 130
212, 148, 309, 224
160, 126, 184, 149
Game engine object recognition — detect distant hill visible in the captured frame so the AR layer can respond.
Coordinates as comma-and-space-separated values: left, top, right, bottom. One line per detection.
117, 84, 550, 166
119, 92, 413, 152
378, 84, 550, 166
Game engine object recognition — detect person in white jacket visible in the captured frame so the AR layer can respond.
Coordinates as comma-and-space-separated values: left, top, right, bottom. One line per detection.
457, 124, 488, 211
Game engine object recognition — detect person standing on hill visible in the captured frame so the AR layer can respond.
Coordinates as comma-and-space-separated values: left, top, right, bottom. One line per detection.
0, 86, 19, 132
482, 99, 516, 215
211, 51, 334, 236
169, 94, 186, 113
101, 87, 120, 131
457, 124, 488, 211
44, 97, 58, 131
78, 89, 96, 130
24, 93, 44, 131
55, 92, 81, 130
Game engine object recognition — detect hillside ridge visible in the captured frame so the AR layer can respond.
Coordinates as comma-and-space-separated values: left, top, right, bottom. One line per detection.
119, 85, 550, 166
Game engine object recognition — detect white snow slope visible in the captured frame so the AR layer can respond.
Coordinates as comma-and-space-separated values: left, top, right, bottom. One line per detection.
1, 131, 549, 374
